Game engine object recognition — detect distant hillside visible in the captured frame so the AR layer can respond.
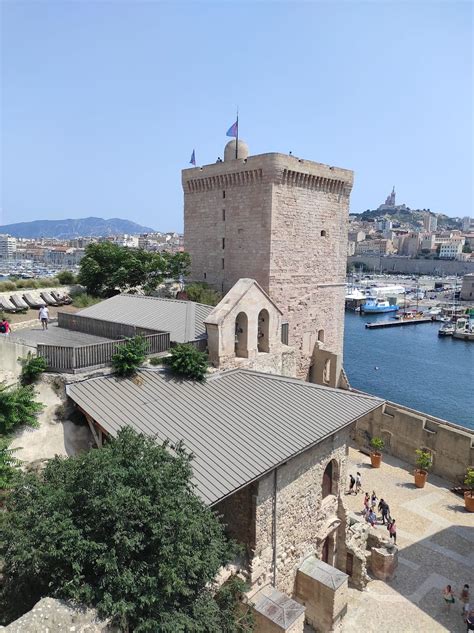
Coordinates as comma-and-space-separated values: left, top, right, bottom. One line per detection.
353, 208, 461, 229
0, 217, 156, 239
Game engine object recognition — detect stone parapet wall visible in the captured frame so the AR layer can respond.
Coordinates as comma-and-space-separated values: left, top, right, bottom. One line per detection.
251, 431, 350, 596
354, 400, 474, 483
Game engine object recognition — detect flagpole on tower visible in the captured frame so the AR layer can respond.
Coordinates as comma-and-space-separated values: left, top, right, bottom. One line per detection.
235, 108, 239, 159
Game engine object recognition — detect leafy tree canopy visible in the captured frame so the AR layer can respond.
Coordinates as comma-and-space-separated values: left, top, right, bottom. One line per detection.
0, 382, 43, 435
56, 270, 77, 285
0, 428, 246, 632
185, 282, 223, 307
19, 352, 48, 386
164, 343, 208, 381
77, 243, 191, 297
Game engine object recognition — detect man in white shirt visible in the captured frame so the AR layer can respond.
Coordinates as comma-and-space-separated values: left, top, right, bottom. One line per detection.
39, 306, 50, 330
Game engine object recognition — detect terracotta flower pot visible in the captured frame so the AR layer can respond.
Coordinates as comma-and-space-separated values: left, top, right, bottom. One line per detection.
414, 469, 428, 488
464, 491, 474, 512
370, 452, 382, 468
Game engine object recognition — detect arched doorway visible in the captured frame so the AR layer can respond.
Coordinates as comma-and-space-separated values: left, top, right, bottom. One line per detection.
235, 312, 248, 358
257, 309, 270, 352
322, 459, 338, 499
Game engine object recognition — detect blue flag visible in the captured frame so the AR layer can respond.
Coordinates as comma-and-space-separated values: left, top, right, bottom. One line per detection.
190, 149, 196, 166
226, 120, 238, 138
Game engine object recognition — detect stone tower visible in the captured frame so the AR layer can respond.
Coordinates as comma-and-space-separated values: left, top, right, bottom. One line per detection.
182, 139, 354, 381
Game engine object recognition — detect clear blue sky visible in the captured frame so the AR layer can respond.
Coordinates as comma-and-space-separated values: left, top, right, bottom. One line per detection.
1, 1, 472, 231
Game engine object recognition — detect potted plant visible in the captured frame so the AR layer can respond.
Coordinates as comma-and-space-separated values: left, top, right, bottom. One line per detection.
464, 468, 474, 512
369, 437, 385, 468
414, 449, 432, 488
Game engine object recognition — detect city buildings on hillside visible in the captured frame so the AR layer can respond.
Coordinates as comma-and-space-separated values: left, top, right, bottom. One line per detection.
0, 234, 17, 261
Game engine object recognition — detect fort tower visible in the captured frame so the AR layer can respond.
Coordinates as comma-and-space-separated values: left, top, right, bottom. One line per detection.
182, 140, 354, 381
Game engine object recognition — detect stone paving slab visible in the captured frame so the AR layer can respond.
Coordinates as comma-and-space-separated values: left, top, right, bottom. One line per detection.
342, 446, 473, 633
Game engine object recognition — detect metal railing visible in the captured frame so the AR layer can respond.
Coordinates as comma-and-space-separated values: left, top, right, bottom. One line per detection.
37, 331, 170, 372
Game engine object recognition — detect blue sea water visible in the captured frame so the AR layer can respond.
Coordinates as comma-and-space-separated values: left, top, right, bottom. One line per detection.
343, 311, 474, 430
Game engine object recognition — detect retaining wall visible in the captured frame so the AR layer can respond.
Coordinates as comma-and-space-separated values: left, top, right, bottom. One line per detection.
354, 400, 474, 484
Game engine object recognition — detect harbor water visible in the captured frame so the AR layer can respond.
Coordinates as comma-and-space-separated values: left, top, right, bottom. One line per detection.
343, 311, 474, 430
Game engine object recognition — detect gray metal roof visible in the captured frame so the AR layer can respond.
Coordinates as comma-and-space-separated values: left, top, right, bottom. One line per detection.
66, 369, 383, 506
78, 295, 212, 343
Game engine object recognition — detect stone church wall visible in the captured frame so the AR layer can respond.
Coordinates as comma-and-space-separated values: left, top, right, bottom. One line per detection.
250, 430, 350, 596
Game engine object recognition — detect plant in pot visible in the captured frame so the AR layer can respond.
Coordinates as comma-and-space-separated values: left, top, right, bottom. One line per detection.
369, 437, 385, 468
414, 449, 432, 488
464, 468, 474, 512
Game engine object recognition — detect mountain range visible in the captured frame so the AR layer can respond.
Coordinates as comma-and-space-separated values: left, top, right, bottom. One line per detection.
353, 208, 461, 229
0, 217, 156, 239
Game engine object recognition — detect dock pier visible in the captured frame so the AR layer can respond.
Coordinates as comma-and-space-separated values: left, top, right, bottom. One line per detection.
365, 317, 434, 329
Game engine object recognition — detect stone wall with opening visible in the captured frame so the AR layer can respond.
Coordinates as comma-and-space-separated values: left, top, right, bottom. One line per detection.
205, 278, 296, 376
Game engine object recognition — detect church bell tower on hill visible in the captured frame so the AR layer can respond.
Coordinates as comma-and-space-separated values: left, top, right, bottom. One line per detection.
182, 139, 354, 383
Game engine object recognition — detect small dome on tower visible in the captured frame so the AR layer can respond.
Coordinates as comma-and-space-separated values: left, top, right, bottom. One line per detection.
224, 139, 249, 162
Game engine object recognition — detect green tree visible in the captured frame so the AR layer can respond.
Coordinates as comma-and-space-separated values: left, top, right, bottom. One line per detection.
56, 270, 76, 284
78, 243, 191, 297
0, 383, 43, 435
111, 336, 149, 377
164, 343, 208, 381
462, 244, 472, 253
0, 428, 244, 631
185, 282, 223, 307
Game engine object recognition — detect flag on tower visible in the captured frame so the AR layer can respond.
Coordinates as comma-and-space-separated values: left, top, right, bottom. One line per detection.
226, 120, 238, 138
190, 149, 196, 166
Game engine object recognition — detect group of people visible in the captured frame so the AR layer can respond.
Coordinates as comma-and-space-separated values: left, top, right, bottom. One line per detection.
0, 306, 49, 335
443, 584, 473, 629
348, 474, 397, 543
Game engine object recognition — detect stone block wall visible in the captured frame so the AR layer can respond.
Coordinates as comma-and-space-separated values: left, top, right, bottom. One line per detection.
183, 152, 353, 382
213, 483, 257, 560
354, 400, 474, 483
251, 430, 350, 596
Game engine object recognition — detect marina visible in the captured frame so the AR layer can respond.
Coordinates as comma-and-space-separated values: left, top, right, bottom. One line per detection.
344, 310, 474, 430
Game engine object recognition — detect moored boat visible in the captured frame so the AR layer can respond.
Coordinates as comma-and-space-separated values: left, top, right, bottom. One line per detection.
438, 321, 455, 337
360, 297, 399, 314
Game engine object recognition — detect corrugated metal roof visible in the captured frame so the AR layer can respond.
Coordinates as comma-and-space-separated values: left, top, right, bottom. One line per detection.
78, 295, 212, 342
67, 369, 383, 506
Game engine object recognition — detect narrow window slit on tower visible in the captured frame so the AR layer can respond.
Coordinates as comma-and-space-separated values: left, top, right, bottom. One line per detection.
222, 209, 226, 221
222, 238, 225, 249
222, 258, 225, 269
321, 230, 327, 237
223, 190, 226, 199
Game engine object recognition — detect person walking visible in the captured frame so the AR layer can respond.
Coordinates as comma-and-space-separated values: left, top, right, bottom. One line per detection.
443, 585, 455, 613
348, 474, 356, 495
363, 492, 370, 514
378, 498, 390, 525
371, 491, 378, 510
39, 305, 49, 330
460, 585, 470, 619
355, 472, 362, 494
0, 317, 11, 336
388, 518, 397, 544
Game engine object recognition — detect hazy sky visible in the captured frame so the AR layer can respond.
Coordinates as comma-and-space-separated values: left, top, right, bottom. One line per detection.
1, 1, 472, 230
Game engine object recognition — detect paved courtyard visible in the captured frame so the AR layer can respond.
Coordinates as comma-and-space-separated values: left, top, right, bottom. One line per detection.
341, 446, 473, 633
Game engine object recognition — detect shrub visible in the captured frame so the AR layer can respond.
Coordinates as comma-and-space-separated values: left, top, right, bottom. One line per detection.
0, 428, 240, 629
15, 279, 38, 289
19, 353, 48, 385
164, 343, 208, 381
0, 383, 44, 435
370, 437, 385, 453
71, 293, 102, 308
149, 356, 164, 366
0, 438, 21, 491
415, 449, 432, 472
56, 270, 76, 285
111, 336, 149, 377
0, 281, 16, 292
185, 282, 223, 307
38, 277, 59, 288
465, 468, 474, 491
